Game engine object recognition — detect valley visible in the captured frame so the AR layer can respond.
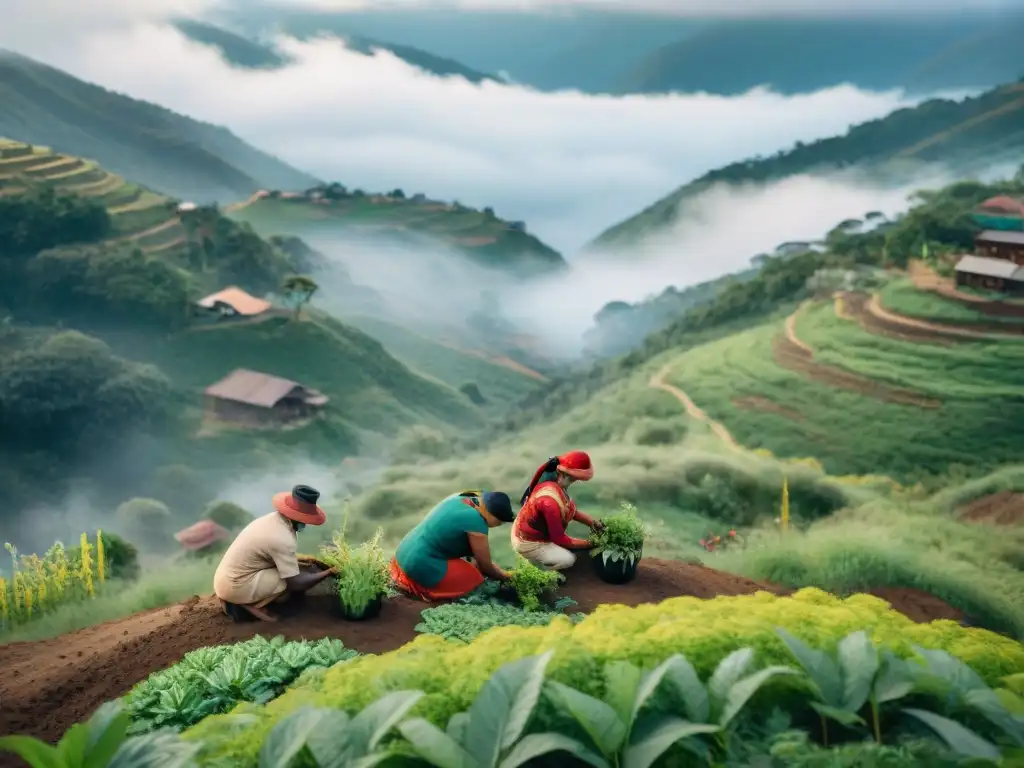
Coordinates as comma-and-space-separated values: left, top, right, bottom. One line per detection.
1, 16, 1023, 768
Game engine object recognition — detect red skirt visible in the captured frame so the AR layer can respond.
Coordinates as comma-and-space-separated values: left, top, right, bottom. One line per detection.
389, 556, 484, 601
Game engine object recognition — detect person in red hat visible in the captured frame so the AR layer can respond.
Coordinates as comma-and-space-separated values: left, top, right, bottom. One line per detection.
214, 485, 335, 622
511, 451, 604, 571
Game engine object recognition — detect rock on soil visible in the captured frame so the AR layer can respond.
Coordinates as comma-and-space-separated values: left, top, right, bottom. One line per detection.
0, 557, 966, 757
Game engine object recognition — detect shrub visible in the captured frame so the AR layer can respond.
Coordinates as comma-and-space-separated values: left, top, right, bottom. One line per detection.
78, 531, 139, 581
589, 501, 647, 566
203, 501, 253, 531
185, 588, 1024, 765
458, 382, 486, 405
631, 417, 687, 446
115, 497, 174, 551
507, 557, 562, 611
391, 425, 452, 464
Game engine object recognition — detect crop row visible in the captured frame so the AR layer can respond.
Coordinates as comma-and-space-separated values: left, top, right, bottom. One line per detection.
5, 624, 1023, 767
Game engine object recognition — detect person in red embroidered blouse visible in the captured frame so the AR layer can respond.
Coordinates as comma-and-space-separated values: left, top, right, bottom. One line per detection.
511, 450, 605, 571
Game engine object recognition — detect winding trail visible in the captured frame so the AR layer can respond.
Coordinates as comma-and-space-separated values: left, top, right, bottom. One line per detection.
649, 364, 739, 449
866, 292, 1020, 341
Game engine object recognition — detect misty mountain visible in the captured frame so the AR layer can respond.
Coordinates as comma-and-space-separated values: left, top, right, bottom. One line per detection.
0, 51, 318, 203
175, 19, 496, 84
592, 78, 1024, 249
620, 14, 1024, 96
221, 3, 1022, 97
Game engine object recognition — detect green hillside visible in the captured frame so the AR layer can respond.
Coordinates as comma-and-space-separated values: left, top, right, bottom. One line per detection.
174, 19, 497, 83
228, 191, 566, 274
0, 51, 318, 202
619, 16, 1024, 96
592, 79, 1024, 249
0, 145, 513, 527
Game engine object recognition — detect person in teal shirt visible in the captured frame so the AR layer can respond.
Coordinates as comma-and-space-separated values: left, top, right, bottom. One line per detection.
390, 490, 513, 601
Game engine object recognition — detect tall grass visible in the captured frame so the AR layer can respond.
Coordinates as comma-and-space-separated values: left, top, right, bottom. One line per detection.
0, 558, 216, 643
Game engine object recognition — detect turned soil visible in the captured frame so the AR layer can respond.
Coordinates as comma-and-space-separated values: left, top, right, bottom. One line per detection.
0, 557, 966, 750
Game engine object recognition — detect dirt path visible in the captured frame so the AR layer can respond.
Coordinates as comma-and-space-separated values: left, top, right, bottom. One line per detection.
0, 556, 968, 750
104, 217, 180, 246
785, 301, 816, 353
436, 339, 548, 381
649, 364, 739, 449
867, 292, 1020, 340
224, 191, 265, 213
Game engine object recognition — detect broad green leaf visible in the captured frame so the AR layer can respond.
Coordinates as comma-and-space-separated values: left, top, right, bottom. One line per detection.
447, 713, 471, 744
809, 702, 866, 727
463, 651, 553, 764
107, 731, 202, 768
604, 661, 643, 726
398, 718, 475, 768
719, 667, 799, 728
56, 723, 91, 768
872, 653, 916, 705
964, 689, 1024, 747
995, 688, 1024, 716
259, 707, 325, 768
304, 710, 354, 768
351, 755, 392, 768
708, 648, 754, 716
661, 655, 710, 723
775, 629, 841, 706
352, 690, 425, 750
499, 733, 609, 768
837, 631, 879, 713
903, 708, 1001, 762
911, 647, 988, 701
0, 736, 63, 768
632, 655, 696, 727
547, 681, 626, 756
83, 703, 133, 768
623, 716, 720, 768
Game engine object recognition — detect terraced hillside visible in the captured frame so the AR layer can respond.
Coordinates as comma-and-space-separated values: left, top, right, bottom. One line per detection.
592, 79, 1024, 249
0, 139, 188, 255
228, 193, 566, 273
0, 52, 317, 202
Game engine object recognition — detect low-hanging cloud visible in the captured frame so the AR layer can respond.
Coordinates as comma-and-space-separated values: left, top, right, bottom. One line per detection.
15, 23, 931, 255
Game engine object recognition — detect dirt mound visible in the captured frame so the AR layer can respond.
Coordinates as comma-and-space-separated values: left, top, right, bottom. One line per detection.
867, 587, 965, 624
959, 491, 1024, 526
0, 558, 963, 752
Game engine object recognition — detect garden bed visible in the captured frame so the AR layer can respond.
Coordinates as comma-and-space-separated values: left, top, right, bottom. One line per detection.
0, 556, 974, 757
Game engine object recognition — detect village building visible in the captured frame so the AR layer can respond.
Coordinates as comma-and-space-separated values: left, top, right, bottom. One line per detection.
975, 230, 1024, 265
972, 196, 1024, 231
194, 286, 272, 323
954, 255, 1024, 296
204, 368, 329, 426
175, 519, 231, 553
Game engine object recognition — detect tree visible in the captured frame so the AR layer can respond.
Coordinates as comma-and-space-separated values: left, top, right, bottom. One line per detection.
389, 188, 405, 199
280, 274, 319, 320
115, 497, 174, 552
205, 500, 253, 530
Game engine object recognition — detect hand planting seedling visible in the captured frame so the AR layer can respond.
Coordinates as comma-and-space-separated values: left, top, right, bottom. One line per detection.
589, 501, 647, 583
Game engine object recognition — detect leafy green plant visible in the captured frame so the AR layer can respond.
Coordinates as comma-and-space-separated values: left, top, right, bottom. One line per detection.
507, 557, 562, 611
416, 601, 584, 642
548, 648, 796, 766
256, 691, 424, 768
0, 700, 200, 767
398, 651, 597, 767
124, 636, 356, 732
776, 628, 1022, 761
589, 502, 647, 567
320, 518, 390, 616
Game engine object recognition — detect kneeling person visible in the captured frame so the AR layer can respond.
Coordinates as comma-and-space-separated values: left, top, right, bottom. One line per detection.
390, 490, 514, 601
214, 485, 335, 622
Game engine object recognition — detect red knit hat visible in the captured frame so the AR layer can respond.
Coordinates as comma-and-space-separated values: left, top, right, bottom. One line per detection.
520, 450, 594, 505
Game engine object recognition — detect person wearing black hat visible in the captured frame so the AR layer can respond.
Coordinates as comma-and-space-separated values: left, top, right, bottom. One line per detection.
214, 485, 334, 622
390, 490, 514, 601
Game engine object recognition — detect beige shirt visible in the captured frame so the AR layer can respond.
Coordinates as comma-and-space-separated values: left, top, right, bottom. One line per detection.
213, 512, 300, 605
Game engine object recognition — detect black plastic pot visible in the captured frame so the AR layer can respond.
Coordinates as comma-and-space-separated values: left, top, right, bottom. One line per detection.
592, 548, 642, 585
333, 593, 385, 621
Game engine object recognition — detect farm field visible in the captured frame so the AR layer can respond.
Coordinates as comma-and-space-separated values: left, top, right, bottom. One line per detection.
880, 278, 1024, 327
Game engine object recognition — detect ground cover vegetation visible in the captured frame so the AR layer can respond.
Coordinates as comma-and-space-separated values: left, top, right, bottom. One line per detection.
34, 589, 1015, 768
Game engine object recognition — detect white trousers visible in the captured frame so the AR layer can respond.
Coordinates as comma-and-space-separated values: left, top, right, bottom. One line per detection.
511, 530, 576, 571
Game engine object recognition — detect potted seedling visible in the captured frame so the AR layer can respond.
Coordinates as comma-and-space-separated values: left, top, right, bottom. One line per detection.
320, 524, 389, 621
589, 501, 647, 584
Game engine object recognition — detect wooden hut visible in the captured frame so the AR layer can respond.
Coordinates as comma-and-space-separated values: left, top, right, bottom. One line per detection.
175, 520, 231, 553
204, 368, 329, 427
